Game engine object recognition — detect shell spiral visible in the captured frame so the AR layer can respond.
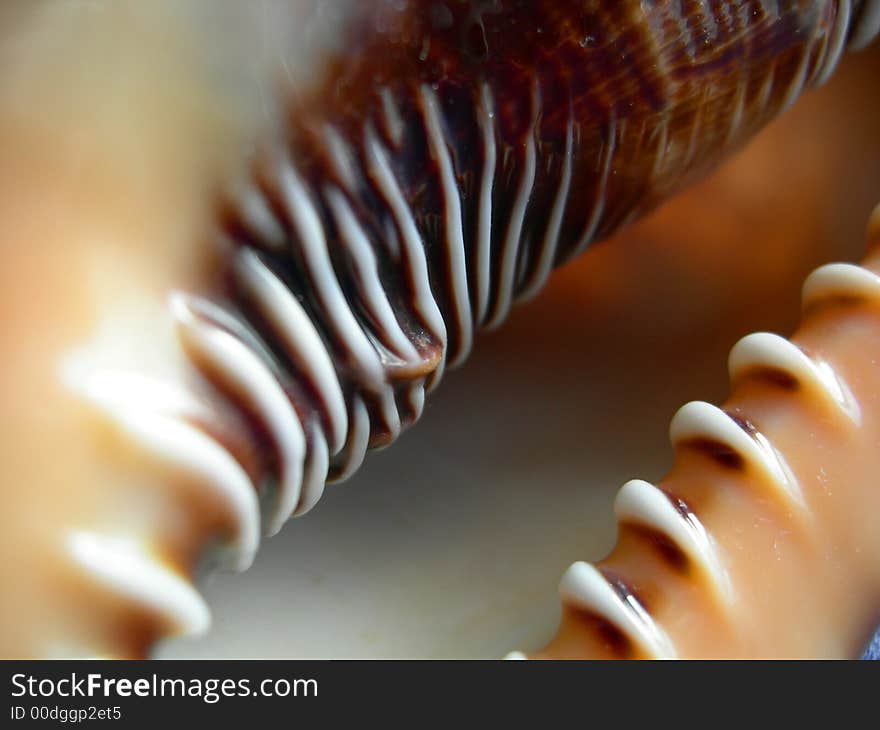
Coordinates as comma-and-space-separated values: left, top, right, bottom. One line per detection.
62, 1, 880, 654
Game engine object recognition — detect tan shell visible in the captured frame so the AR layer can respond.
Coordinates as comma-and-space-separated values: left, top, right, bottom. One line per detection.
513, 211, 880, 658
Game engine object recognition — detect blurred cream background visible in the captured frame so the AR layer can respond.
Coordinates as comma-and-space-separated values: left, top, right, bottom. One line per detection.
0, 2, 879, 658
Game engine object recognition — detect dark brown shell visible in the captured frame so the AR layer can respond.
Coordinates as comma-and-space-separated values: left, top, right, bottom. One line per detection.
194, 1, 873, 525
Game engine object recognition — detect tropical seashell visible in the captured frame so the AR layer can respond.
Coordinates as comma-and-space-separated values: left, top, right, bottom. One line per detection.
510, 206, 880, 658
1, 0, 879, 657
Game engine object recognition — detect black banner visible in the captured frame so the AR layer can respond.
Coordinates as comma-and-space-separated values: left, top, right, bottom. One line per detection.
1, 660, 872, 724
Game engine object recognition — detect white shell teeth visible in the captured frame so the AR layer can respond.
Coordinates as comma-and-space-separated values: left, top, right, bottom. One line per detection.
235, 248, 349, 456
113, 410, 260, 572
232, 181, 288, 253
275, 157, 388, 391
61, 365, 261, 572
296, 422, 329, 518
420, 84, 474, 363
364, 122, 449, 387
483, 79, 540, 331
559, 562, 676, 659
813, 0, 852, 86
614, 480, 733, 604
515, 261, 880, 660
729, 332, 860, 424
566, 114, 617, 263
324, 187, 422, 366
68, 531, 210, 637
171, 292, 306, 537
473, 82, 497, 324
849, 0, 880, 51
669, 401, 804, 510
802, 262, 880, 308
328, 395, 371, 484
518, 117, 575, 302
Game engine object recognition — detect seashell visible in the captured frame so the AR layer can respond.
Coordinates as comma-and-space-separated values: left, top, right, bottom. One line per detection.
510, 206, 880, 658
1, 1, 879, 657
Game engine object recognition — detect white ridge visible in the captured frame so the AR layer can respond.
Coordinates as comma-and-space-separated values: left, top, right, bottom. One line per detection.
364, 125, 448, 387
474, 82, 497, 325
729, 332, 860, 424
420, 84, 474, 363
324, 186, 421, 365
235, 248, 348, 455
849, 0, 880, 50
614, 479, 733, 603
560, 562, 676, 658
670, 401, 805, 510
68, 531, 210, 637
519, 116, 575, 302
485, 81, 539, 330
171, 293, 306, 536
802, 262, 880, 308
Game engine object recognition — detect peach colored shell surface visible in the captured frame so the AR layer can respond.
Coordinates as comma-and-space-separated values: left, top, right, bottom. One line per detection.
1, 0, 880, 658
